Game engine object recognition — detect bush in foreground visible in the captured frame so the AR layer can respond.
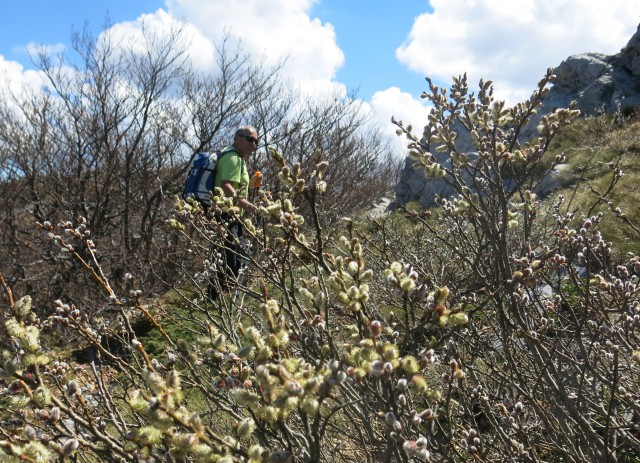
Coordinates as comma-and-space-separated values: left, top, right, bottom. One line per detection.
1, 72, 639, 462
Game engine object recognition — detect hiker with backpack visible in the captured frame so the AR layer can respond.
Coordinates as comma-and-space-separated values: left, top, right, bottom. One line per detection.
184, 125, 261, 299
213, 125, 261, 298
215, 125, 260, 215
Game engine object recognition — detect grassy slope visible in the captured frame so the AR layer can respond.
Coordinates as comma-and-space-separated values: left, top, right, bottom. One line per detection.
545, 114, 640, 256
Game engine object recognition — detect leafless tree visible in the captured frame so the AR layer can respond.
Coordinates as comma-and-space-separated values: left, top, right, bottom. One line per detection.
0, 22, 391, 308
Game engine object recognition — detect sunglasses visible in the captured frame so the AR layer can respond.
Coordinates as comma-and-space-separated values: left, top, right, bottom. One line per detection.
240, 134, 258, 144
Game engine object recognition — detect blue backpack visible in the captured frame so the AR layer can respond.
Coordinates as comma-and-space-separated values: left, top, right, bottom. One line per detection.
183, 148, 235, 205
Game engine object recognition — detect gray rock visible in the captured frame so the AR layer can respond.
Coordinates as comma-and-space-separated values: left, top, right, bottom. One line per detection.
538, 23, 640, 117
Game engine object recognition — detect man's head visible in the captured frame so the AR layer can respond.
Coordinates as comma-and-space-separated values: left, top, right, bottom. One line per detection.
233, 125, 259, 158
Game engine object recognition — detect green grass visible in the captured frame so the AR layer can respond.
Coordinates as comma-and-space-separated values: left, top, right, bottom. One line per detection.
545, 115, 640, 255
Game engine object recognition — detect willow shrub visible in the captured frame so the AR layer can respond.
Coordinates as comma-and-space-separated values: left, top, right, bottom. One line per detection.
1, 72, 639, 463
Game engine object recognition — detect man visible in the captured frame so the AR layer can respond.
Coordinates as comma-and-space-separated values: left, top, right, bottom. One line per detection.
210, 125, 260, 299
215, 125, 260, 216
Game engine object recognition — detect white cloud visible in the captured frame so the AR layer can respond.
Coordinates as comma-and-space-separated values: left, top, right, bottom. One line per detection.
166, 0, 345, 96
25, 42, 66, 58
397, 0, 640, 104
370, 87, 432, 156
0, 55, 45, 97
104, 9, 217, 73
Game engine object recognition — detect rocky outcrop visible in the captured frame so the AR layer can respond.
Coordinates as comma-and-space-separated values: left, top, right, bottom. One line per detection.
541, 25, 640, 116
394, 24, 640, 208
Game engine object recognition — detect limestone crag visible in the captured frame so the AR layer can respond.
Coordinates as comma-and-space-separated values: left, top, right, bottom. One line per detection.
541, 24, 640, 117
394, 24, 640, 208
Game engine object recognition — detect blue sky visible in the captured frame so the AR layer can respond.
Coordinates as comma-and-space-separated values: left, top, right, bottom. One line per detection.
1, 0, 640, 143
0, 0, 429, 100
309, 0, 428, 99
1, 1, 162, 58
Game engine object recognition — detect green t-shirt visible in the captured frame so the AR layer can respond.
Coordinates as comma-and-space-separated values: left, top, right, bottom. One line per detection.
214, 147, 249, 200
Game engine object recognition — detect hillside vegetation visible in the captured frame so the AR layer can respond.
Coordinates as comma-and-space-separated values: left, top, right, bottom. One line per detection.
1, 29, 640, 463
546, 114, 640, 255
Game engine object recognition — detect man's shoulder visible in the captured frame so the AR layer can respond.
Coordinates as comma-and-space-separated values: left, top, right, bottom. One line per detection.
219, 146, 238, 155
217, 146, 240, 162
